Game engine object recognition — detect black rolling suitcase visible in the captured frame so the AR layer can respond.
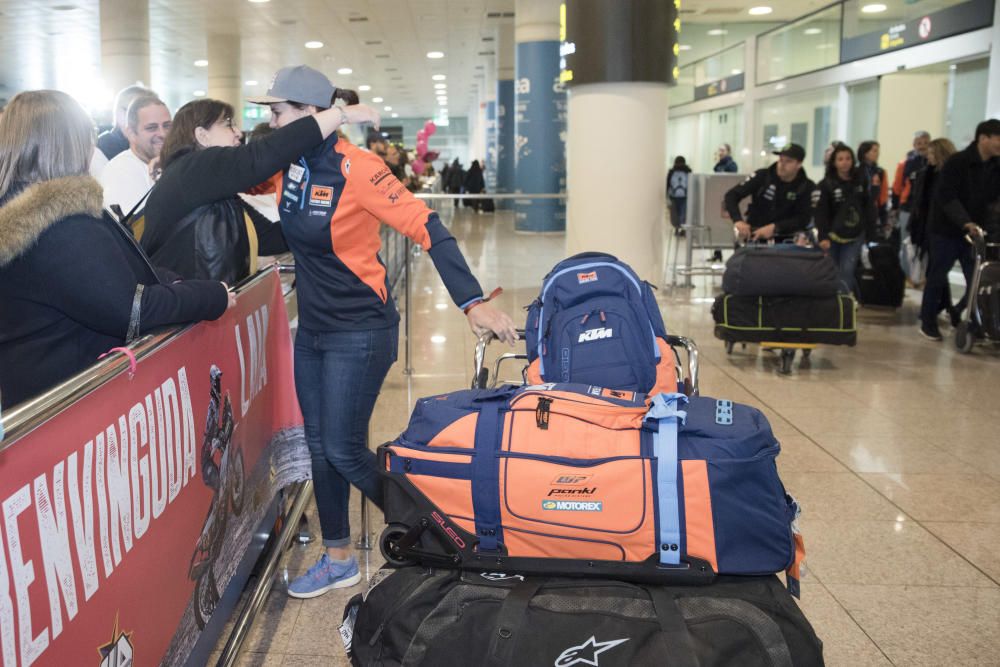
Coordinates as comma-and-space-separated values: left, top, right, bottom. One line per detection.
343, 566, 825, 667
855, 241, 905, 307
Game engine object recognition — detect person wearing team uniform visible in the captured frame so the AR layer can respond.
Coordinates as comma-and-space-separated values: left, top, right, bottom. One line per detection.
249, 66, 517, 598
724, 143, 816, 243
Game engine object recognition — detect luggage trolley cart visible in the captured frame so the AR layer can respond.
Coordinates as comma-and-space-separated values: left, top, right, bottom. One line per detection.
471, 329, 700, 396
955, 228, 1000, 353
714, 234, 857, 375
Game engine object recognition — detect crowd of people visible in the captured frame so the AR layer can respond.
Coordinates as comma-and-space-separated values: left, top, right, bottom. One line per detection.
669, 119, 1000, 340
1, 66, 996, 602
0, 68, 516, 599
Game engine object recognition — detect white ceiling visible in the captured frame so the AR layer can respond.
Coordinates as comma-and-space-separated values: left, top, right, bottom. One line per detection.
0, 0, 837, 120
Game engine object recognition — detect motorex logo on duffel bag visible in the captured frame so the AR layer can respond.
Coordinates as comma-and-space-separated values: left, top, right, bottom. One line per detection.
526, 252, 668, 394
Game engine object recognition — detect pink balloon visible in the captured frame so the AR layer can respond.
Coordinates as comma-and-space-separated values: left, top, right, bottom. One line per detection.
416, 129, 427, 142
424, 120, 437, 136
412, 158, 426, 175
416, 139, 428, 155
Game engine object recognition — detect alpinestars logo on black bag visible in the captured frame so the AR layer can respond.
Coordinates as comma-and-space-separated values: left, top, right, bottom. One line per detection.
554, 636, 629, 666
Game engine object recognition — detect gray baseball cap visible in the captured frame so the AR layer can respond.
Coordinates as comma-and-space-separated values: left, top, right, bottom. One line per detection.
248, 65, 335, 108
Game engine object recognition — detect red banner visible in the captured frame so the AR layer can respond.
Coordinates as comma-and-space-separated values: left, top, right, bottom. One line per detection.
0, 270, 305, 666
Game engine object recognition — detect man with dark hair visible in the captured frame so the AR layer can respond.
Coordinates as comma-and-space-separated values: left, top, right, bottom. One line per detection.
365, 129, 388, 158
97, 84, 156, 160
918, 119, 1000, 340
100, 95, 171, 215
724, 143, 816, 242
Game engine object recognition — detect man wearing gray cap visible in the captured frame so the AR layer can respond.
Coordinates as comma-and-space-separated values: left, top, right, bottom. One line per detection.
724, 143, 816, 243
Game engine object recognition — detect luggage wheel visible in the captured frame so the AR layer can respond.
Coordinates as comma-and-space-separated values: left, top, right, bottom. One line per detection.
379, 523, 417, 567
725, 340, 734, 355
379, 519, 465, 568
778, 349, 795, 375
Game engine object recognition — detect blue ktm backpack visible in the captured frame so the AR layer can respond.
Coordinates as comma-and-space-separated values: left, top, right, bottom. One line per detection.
524, 252, 674, 395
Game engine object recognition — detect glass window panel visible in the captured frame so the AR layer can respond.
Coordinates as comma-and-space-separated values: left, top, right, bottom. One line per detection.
671, 44, 745, 107
847, 80, 880, 148
693, 44, 745, 87
756, 4, 843, 84
669, 63, 695, 106
946, 58, 990, 147
757, 85, 841, 171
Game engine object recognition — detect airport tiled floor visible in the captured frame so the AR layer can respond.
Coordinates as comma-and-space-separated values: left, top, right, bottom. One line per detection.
214, 208, 1000, 666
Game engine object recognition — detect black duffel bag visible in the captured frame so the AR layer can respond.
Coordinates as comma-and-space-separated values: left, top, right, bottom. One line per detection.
342, 566, 824, 667
723, 245, 840, 297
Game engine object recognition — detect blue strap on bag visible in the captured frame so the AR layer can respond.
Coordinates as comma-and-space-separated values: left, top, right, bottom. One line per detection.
472, 397, 506, 553
646, 393, 688, 566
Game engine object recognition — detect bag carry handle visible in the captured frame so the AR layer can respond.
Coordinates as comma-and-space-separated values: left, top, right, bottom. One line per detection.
485, 578, 543, 667
646, 587, 701, 667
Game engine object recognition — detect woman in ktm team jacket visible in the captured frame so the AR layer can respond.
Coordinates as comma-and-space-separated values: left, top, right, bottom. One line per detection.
0, 91, 230, 410
815, 143, 877, 295
142, 97, 379, 284
248, 65, 517, 598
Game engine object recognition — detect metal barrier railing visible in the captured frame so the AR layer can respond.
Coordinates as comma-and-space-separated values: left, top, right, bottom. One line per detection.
0, 269, 275, 447
0, 195, 570, 663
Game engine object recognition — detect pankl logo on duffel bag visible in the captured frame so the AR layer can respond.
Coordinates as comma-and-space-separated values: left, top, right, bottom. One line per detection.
578, 327, 613, 343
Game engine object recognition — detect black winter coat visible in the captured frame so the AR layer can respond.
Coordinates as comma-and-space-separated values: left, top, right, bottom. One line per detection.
814, 174, 876, 243
142, 116, 322, 283
723, 164, 816, 237
0, 176, 228, 409
908, 165, 940, 254
932, 142, 1000, 238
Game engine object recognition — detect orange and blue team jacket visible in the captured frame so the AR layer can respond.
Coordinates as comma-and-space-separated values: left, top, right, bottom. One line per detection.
273, 134, 483, 332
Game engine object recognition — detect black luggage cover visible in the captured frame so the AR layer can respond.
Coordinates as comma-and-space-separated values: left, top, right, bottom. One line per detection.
723, 246, 840, 297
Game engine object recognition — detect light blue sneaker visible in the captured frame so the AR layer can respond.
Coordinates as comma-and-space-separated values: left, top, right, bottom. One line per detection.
287, 554, 361, 599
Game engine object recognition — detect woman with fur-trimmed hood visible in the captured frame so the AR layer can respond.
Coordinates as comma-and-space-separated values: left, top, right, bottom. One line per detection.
0, 90, 231, 410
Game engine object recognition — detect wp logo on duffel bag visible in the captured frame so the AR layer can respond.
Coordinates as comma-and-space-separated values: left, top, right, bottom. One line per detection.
525, 253, 668, 394
555, 636, 630, 667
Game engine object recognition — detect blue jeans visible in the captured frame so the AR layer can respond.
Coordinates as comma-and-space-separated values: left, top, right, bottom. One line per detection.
670, 196, 687, 229
828, 237, 864, 296
919, 233, 975, 328
294, 326, 399, 547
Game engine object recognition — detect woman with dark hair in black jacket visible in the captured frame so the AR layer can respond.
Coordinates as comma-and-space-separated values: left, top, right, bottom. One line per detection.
142, 90, 378, 284
0, 90, 230, 409
814, 143, 877, 295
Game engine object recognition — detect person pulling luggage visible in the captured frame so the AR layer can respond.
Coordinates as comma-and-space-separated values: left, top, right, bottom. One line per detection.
724, 143, 816, 244
814, 143, 877, 295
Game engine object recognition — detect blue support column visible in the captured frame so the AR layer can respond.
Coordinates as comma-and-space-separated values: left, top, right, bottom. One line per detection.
496, 79, 515, 208
485, 100, 498, 194
514, 40, 566, 232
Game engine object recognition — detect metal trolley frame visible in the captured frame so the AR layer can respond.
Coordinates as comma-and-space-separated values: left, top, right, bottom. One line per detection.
470, 329, 700, 397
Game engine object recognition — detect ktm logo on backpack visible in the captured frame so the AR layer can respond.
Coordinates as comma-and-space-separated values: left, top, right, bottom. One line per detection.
578, 327, 613, 343
577, 271, 598, 284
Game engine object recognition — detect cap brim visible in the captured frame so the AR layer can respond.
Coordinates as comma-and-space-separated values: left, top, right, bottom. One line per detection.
246, 95, 286, 105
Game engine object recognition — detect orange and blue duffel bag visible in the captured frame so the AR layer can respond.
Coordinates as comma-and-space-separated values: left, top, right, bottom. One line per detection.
523, 253, 678, 395
377, 384, 805, 593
